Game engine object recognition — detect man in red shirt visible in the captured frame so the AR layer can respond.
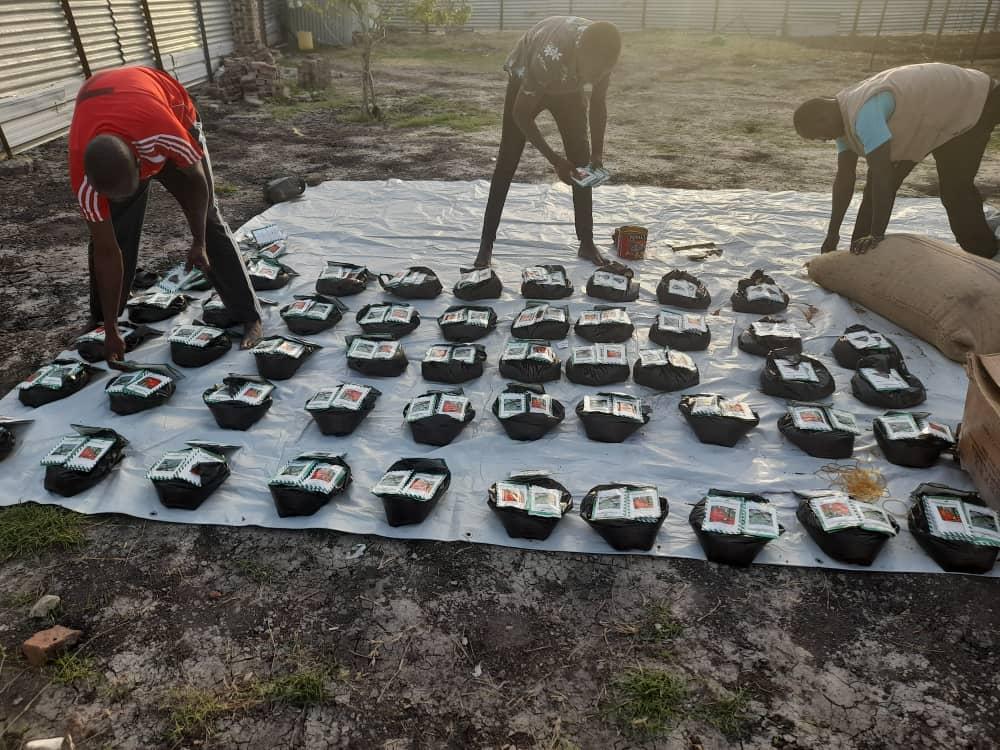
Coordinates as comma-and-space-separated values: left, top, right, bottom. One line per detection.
69, 66, 262, 360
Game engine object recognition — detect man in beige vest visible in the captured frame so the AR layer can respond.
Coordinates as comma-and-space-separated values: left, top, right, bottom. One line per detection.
794, 63, 1000, 258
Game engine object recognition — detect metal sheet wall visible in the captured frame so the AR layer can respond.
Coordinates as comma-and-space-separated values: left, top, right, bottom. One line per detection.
263, 0, 281, 45
202, 0, 235, 64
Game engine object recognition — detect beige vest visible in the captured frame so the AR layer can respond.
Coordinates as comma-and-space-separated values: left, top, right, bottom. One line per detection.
836, 63, 991, 162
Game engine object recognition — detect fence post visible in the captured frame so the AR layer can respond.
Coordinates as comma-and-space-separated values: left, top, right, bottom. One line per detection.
921, 0, 934, 34
194, 0, 214, 82
499, 0, 504, 31
139, 0, 163, 70
642, 0, 648, 30
0, 124, 14, 160
781, 0, 791, 36
851, 0, 863, 35
971, 0, 994, 64
869, 0, 890, 71
712, 0, 720, 33
60, 0, 91, 78
933, 0, 952, 56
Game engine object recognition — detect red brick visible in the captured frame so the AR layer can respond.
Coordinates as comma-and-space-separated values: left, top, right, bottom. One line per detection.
22, 626, 83, 667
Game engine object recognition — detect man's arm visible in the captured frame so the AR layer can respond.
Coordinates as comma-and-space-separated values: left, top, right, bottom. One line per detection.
159, 161, 211, 271
512, 90, 576, 184
89, 220, 127, 361
589, 76, 609, 167
824, 149, 858, 252
852, 142, 893, 253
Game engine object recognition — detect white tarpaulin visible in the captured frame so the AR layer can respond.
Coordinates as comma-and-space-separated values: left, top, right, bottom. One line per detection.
0, 180, 993, 576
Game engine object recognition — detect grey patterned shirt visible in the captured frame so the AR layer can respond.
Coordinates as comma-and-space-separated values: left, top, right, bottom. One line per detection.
504, 16, 593, 96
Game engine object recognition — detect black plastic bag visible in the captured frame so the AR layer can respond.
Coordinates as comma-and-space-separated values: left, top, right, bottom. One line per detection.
454, 267, 503, 301
356, 303, 421, 339
832, 324, 903, 370
346, 335, 409, 378
566, 344, 631, 386
150, 442, 233, 510
204, 374, 275, 431
252, 335, 322, 380
247, 257, 296, 291
656, 270, 711, 310
581, 483, 668, 551
574, 307, 634, 343
268, 452, 352, 518
649, 311, 711, 351
633, 349, 700, 392
157, 263, 211, 292
520, 265, 573, 300
305, 383, 381, 436
0, 418, 31, 462
488, 473, 573, 540
17, 359, 104, 408
576, 392, 650, 443
908, 483, 998, 574
511, 303, 570, 341
168, 323, 233, 368
873, 412, 955, 468
372, 457, 451, 527
738, 317, 802, 357
378, 266, 443, 299
403, 390, 475, 446
498, 341, 561, 383
316, 261, 372, 297
75, 323, 161, 363
421, 344, 486, 384
41, 425, 127, 498
280, 294, 345, 336
777, 404, 860, 459
126, 291, 191, 324
106, 362, 180, 415
586, 261, 640, 302
796, 494, 898, 566
689, 490, 784, 566
760, 348, 835, 401
678, 394, 759, 447
851, 354, 926, 409
491, 383, 564, 441
438, 305, 497, 342
731, 269, 789, 314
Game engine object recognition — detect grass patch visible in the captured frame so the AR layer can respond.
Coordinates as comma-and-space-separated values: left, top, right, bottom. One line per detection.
387, 95, 494, 132
0, 504, 88, 560
233, 558, 276, 585
49, 652, 101, 687
258, 668, 329, 707
214, 181, 239, 196
642, 602, 685, 643
695, 689, 753, 739
265, 88, 361, 121
165, 687, 242, 744
606, 668, 690, 738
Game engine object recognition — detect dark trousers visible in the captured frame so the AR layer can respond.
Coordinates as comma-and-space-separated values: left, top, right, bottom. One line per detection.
479, 76, 593, 252
853, 85, 1000, 257
88, 122, 261, 323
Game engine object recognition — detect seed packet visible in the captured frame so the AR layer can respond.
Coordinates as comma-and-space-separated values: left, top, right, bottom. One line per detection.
389, 306, 415, 323
600, 308, 630, 324
515, 307, 543, 328
572, 164, 610, 188
457, 268, 492, 287
752, 321, 799, 339
523, 267, 548, 282
640, 349, 670, 366
360, 306, 389, 325
965, 505, 1000, 546
656, 312, 686, 333
384, 270, 409, 286
682, 314, 709, 332
583, 395, 613, 413
776, 360, 819, 383
129, 291, 179, 309
827, 408, 862, 435
612, 397, 641, 420
374, 342, 401, 359
743, 502, 780, 538
579, 311, 602, 327
41, 436, 88, 467
19, 362, 86, 391
258, 240, 287, 260
746, 283, 784, 303
593, 271, 628, 291
272, 460, 312, 487
667, 279, 698, 298
877, 412, 921, 440
250, 224, 285, 247
496, 481, 529, 510
592, 487, 627, 520
918, 417, 955, 443
441, 310, 466, 325
529, 344, 556, 362
702, 495, 743, 534
404, 271, 428, 286
403, 472, 444, 501
503, 342, 530, 360
689, 395, 722, 416
467, 309, 491, 327
598, 344, 627, 364
332, 384, 371, 410
306, 388, 339, 411
860, 368, 909, 392
790, 405, 831, 432
845, 330, 891, 350
157, 264, 205, 292
149, 447, 225, 487
373, 470, 412, 495
347, 339, 377, 360
498, 393, 527, 418
437, 395, 470, 420
424, 345, 452, 363
667, 351, 696, 370
451, 346, 476, 364
301, 462, 347, 494
547, 270, 568, 286
276, 340, 305, 359
528, 486, 563, 517
856, 504, 896, 535
542, 307, 566, 322
719, 399, 757, 420
528, 394, 553, 415
320, 263, 357, 280
628, 487, 661, 520
65, 438, 115, 472
248, 259, 280, 280
235, 382, 273, 405
810, 495, 862, 532
106, 370, 170, 397
923, 496, 974, 541
406, 395, 438, 422
573, 346, 597, 364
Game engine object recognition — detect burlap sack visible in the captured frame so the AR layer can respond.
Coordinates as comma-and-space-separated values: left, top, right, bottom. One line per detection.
807, 234, 1000, 363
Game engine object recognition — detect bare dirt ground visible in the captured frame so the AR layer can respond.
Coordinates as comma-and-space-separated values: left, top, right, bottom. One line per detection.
2, 30, 1000, 749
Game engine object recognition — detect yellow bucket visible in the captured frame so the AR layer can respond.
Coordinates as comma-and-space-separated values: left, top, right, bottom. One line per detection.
296, 30, 314, 51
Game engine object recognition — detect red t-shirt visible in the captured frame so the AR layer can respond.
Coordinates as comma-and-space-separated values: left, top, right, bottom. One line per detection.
68, 66, 203, 223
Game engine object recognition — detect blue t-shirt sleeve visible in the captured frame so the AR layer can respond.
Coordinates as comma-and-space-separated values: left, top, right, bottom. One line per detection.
853, 92, 895, 155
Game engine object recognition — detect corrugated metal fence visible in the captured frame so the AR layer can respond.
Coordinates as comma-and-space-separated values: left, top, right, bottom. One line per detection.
0, 0, 284, 157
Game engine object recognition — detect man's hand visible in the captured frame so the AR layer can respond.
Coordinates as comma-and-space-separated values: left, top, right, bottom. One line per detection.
821, 234, 839, 254
186, 241, 211, 273
104, 326, 126, 363
850, 235, 884, 255
553, 158, 577, 186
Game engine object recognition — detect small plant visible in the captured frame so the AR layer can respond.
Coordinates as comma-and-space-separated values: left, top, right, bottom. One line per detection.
214, 181, 239, 196
405, 0, 471, 34
50, 652, 101, 687
259, 668, 329, 706
695, 688, 753, 739
606, 668, 690, 737
0, 504, 88, 560
641, 602, 685, 642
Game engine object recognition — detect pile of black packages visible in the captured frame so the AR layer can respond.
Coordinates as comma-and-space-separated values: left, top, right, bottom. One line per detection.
689, 490, 784, 566
201, 293, 238, 328
649, 311, 711, 351
316, 261, 372, 297
511, 303, 569, 340
577, 392, 650, 443
873, 411, 956, 468
305, 383, 380, 436
356, 303, 420, 339
252, 335, 321, 380
148, 442, 234, 510
268, 452, 352, 518
567, 344, 630, 386
586, 262, 640, 302
832, 324, 903, 369
17, 359, 103, 408
851, 354, 926, 408
656, 269, 711, 309
633, 348, 700, 392
246, 256, 296, 291
796, 490, 899, 566
581, 483, 667, 551
492, 383, 564, 441
378, 266, 443, 299
372, 458, 451, 527
204, 374, 275, 430
421, 343, 487, 384
346, 336, 408, 377
488, 472, 573, 540
168, 323, 232, 368
403, 390, 475, 446
157, 263, 211, 292
244, 223, 286, 255
908, 483, 1000, 574
126, 290, 191, 324
760, 348, 835, 401
778, 403, 862, 459
438, 306, 497, 342
74, 323, 161, 363
498, 340, 561, 383
738, 317, 802, 357
574, 307, 634, 343
40, 425, 127, 497
679, 394, 759, 447
453, 266, 502, 300
731, 269, 789, 314
106, 362, 180, 415
280, 294, 345, 335
520, 265, 573, 300
0, 418, 31, 461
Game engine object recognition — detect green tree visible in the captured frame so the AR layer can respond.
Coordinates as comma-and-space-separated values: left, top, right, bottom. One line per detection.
405, 0, 471, 33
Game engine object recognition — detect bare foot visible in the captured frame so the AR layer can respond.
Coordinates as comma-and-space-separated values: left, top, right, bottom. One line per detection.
578, 241, 607, 266
241, 318, 263, 349
473, 250, 493, 269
